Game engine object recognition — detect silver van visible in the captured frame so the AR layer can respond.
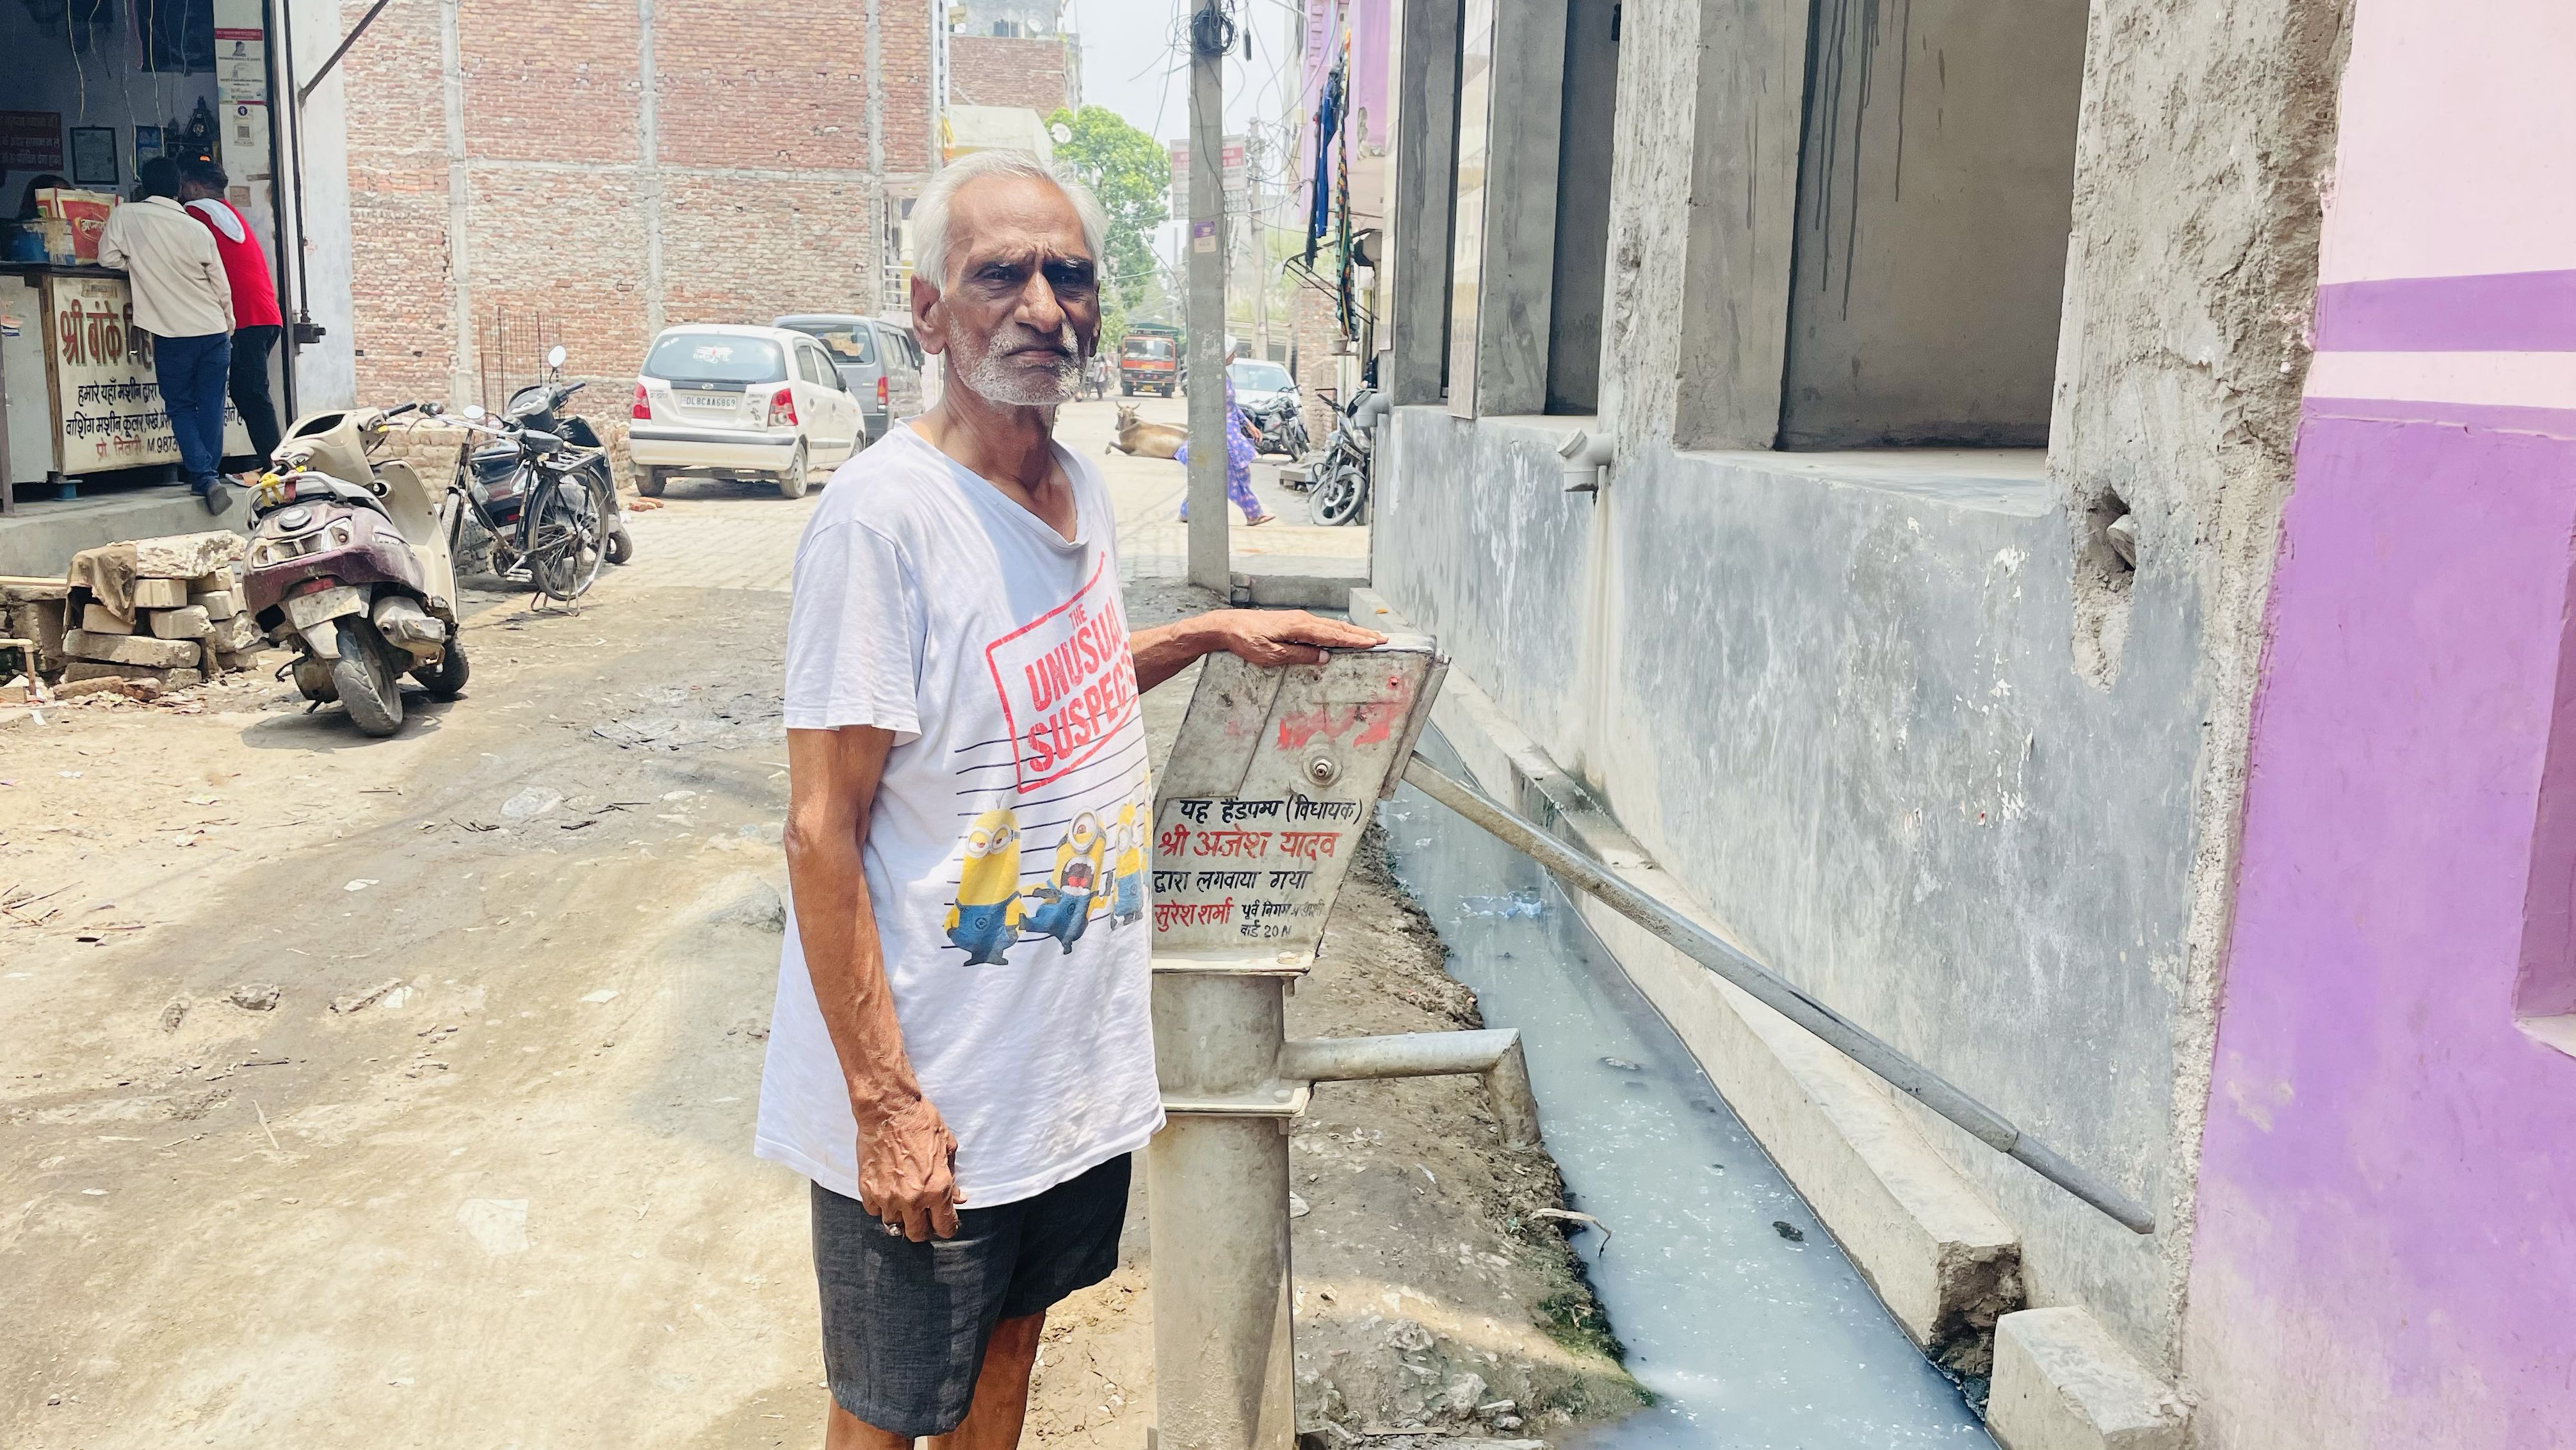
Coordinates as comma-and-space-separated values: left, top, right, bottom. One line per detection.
773, 314, 927, 446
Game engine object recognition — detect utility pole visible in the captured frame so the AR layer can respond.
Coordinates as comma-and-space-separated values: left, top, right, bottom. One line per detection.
1185, 0, 1228, 594
1249, 127, 1268, 362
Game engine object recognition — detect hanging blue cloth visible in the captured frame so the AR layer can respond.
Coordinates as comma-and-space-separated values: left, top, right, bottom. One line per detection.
1304, 57, 1345, 265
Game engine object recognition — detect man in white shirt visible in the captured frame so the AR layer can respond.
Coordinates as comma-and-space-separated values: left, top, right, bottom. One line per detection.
95, 158, 236, 512
755, 149, 1380, 1449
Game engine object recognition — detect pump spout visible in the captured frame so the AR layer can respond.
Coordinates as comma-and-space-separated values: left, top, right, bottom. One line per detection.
1280, 1029, 1542, 1148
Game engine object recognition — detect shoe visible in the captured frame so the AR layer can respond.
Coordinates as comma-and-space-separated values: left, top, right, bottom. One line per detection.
1245, 514, 1277, 527
199, 482, 236, 514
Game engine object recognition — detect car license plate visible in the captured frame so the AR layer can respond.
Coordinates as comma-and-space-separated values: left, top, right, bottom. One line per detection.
677, 390, 738, 410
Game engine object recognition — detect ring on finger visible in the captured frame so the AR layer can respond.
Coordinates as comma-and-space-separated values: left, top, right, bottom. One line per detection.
882, 1220, 904, 1236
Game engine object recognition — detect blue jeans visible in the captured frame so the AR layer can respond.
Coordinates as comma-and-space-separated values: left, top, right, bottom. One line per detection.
154, 330, 232, 491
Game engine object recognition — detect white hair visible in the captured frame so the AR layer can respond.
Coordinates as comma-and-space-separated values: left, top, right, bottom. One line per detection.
911, 150, 1109, 292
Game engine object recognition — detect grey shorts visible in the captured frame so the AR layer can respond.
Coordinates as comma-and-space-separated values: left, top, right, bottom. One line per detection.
811, 1154, 1131, 1438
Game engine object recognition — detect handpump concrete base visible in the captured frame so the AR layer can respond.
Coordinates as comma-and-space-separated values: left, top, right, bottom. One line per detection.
1146, 637, 1527, 1450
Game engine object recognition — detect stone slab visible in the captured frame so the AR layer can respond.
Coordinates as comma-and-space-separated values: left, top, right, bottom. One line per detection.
79, 603, 134, 635
133, 532, 247, 580
63, 630, 202, 669
131, 578, 189, 610
1988, 1307, 2187, 1450
194, 589, 240, 619
61, 661, 201, 688
148, 606, 215, 640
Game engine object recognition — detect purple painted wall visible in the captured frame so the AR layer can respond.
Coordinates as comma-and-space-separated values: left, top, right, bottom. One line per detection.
2184, 2, 2576, 1445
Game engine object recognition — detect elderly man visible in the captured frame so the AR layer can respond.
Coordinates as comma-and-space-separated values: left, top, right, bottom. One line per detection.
755, 149, 1381, 1449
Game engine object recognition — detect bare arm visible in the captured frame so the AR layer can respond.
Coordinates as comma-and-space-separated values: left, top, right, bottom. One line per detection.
1131, 608, 1388, 693
782, 724, 964, 1241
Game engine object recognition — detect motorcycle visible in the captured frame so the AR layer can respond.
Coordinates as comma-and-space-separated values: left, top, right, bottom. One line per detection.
243, 402, 467, 738
498, 345, 633, 566
1244, 393, 1310, 461
1305, 384, 1379, 526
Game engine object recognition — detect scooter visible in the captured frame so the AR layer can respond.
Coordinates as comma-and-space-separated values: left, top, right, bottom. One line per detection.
242, 403, 467, 738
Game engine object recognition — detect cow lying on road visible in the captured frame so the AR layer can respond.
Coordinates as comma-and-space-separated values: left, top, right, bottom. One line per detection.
1106, 403, 1186, 459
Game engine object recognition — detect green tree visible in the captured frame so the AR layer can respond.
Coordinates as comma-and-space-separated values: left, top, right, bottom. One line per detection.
1047, 104, 1169, 351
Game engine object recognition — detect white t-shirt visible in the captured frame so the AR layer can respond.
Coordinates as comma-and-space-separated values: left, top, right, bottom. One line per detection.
754, 425, 1164, 1208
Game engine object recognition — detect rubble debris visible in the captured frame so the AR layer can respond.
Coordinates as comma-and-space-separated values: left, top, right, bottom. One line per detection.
332, 979, 407, 1014
229, 984, 282, 1012
501, 787, 563, 820
53, 676, 161, 701
161, 997, 191, 1032
1441, 1374, 1488, 1414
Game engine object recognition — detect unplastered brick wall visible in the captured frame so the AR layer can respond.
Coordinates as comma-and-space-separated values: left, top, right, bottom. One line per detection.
947, 33, 1071, 117
1290, 282, 1346, 437
340, 0, 939, 415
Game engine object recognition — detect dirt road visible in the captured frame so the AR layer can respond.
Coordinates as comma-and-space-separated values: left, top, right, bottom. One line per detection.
0, 402, 1632, 1448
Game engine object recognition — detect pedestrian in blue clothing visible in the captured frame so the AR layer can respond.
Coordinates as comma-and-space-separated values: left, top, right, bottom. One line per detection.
1174, 373, 1276, 525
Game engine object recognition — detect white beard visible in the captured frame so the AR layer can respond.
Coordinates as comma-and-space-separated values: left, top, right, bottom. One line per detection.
955, 324, 1085, 406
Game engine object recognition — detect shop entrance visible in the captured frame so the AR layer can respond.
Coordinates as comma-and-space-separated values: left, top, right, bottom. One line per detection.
0, 0, 302, 517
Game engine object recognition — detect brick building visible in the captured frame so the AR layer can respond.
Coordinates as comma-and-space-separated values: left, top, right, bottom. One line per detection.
946, 33, 1075, 117
944, 0, 1078, 119
339, 0, 944, 411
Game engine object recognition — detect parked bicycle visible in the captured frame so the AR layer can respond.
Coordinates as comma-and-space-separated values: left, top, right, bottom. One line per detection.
501, 345, 633, 566
418, 396, 615, 605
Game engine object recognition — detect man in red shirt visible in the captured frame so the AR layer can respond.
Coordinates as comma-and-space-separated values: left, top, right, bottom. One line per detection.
177, 159, 285, 467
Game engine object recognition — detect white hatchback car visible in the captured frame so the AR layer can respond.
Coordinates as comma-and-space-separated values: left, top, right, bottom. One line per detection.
629, 325, 864, 498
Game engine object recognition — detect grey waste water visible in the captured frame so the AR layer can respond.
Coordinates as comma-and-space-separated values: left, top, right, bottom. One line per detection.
1381, 730, 1995, 1449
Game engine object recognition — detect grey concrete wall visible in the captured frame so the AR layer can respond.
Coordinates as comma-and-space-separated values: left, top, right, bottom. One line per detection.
1381, 411, 2191, 1352
1543, 0, 1619, 415
2049, 0, 2351, 1379
1375, 0, 2351, 1380
1388, 0, 1462, 405
1449, 0, 1569, 417
1670, 0, 1810, 449
1778, 0, 2087, 448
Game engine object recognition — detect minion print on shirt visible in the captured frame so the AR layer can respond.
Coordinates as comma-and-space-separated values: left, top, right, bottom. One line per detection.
1024, 810, 1106, 952
944, 809, 1028, 966
1107, 797, 1148, 927
939, 557, 1153, 968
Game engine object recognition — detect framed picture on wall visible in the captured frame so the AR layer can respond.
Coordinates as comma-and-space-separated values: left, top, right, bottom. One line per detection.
69, 126, 118, 186
134, 125, 164, 170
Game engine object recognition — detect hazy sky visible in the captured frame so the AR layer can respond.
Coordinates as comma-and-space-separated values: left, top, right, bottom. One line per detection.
1060, 0, 1317, 266
1063, 0, 1311, 158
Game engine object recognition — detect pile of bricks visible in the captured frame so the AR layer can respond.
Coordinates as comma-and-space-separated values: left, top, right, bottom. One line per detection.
4, 532, 272, 700
61, 572, 266, 690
